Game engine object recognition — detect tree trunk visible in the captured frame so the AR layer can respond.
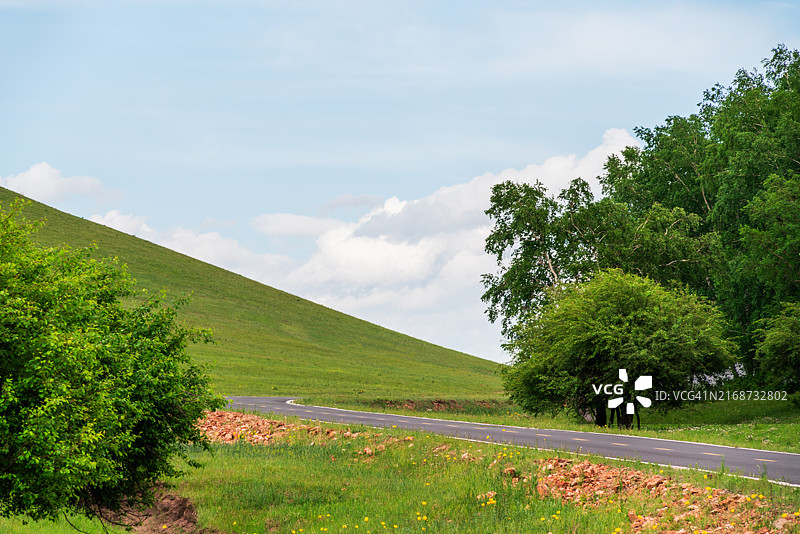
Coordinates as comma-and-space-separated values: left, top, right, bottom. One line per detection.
594, 397, 607, 427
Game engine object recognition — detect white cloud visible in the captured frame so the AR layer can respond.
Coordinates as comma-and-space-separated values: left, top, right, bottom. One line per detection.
1, 162, 119, 207
157, 227, 294, 287
88, 212, 295, 288
90, 210, 158, 241
25, 129, 636, 362
275, 128, 638, 361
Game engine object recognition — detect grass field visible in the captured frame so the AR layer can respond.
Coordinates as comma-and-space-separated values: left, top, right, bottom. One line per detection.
0, 187, 503, 400
3, 412, 798, 534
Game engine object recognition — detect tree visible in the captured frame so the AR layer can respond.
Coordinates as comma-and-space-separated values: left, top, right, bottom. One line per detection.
599, 45, 800, 372
501, 270, 736, 427
0, 201, 224, 524
482, 179, 721, 339
740, 173, 800, 301
481, 180, 579, 338
755, 301, 800, 406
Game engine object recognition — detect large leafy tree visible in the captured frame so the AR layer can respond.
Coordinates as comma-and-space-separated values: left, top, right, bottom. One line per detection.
599, 45, 800, 371
482, 179, 720, 339
486, 46, 799, 388
502, 270, 736, 427
755, 301, 800, 405
0, 201, 224, 524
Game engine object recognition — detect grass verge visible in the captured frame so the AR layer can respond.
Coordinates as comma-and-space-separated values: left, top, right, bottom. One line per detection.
4, 410, 799, 533
176, 411, 800, 534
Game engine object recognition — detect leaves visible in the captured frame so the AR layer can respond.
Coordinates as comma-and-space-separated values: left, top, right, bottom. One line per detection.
502, 270, 736, 423
0, 201, 224, 522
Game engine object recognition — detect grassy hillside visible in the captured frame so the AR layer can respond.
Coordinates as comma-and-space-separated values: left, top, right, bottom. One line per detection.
0, 187, 502, 400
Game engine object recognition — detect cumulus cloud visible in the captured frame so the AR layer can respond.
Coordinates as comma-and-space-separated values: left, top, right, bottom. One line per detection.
32, 129, 636, 362
275, 129, 638, 361
354, 128, 635, 243
90, 210, 158, 241
89, 212, 295, 288
157, 227, 294, 287
1, 162, 119, 207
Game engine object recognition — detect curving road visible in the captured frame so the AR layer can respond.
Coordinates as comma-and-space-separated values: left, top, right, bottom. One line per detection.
225, 396, 800, 486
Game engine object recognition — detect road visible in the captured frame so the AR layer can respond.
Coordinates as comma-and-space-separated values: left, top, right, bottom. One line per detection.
225, 396, 800, 486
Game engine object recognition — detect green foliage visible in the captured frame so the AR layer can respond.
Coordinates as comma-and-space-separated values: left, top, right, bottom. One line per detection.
599, 45, 800, 372
482, 179, 721, 338
488, 46, 800, 402
740, 173, 800, 300
481, 180, 577, 336
0, 201, 224, 522
755, 301, 800, 396
502, 270, 736, 424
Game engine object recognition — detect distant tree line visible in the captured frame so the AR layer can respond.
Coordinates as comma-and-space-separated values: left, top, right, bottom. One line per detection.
483, 45, 800, 424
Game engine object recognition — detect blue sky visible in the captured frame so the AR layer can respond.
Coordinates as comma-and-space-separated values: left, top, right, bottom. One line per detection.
2, 1, 799, 362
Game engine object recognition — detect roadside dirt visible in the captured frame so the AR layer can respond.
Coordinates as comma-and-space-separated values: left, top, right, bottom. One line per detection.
96, 482, 223, 534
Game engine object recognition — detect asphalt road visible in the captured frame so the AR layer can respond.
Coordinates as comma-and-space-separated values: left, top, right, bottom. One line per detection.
226, 396, 800, 486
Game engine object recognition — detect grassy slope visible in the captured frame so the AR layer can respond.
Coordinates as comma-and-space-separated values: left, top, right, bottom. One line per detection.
0, 187, 502, 400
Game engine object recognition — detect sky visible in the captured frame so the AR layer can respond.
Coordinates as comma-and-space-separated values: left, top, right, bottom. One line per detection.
2, 1, 799, 362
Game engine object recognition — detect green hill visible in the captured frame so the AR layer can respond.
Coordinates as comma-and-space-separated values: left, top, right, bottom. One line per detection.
0, 187, 502, 401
